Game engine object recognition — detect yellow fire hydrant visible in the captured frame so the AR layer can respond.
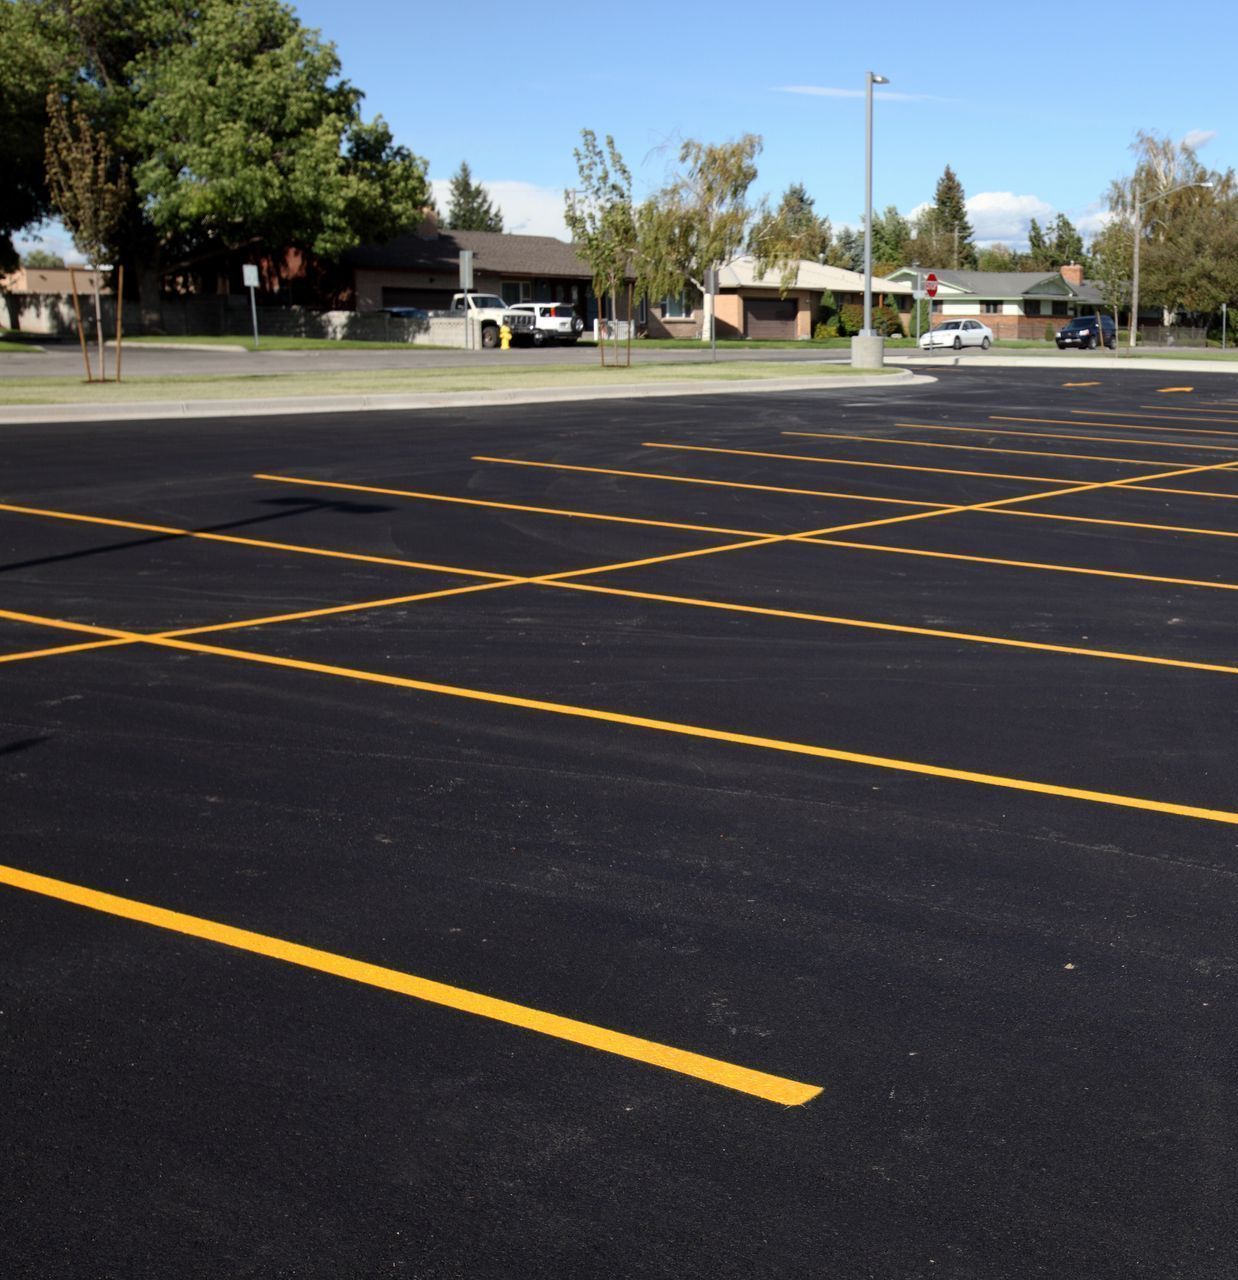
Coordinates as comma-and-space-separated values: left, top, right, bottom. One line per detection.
499, 322, 511, 351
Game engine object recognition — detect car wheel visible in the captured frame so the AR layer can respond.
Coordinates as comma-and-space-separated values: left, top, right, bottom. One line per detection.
981, 336, 991, 350
952, 336, 962, 350
481, 324, 499, 349
531, 330, 547, 346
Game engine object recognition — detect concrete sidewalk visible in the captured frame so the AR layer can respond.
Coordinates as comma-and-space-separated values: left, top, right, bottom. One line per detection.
0, 368, 924, 425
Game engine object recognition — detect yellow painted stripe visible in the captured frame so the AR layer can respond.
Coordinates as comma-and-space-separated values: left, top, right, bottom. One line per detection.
1138, 405, 1238, 419
0, 862, 820, 1106
1063, 381, 1100, 387
550, 580, 1238, 677
1132, 484, 1238, 502
253, 473, 769, 539
472, 455, 953, 510
997, 415, 1238, 438
0, 636, 132, 664
783, 429, 1183, 467
12, 606, 1238, 828
891, 421, 1238, 456
1157, 387, 1194, 393
0, 500, 512, 581
803, 536, 1238, 594
999, 508, 1238, 541
644, 442, 1087, 486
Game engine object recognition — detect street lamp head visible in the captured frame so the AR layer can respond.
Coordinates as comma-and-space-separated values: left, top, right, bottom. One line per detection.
870, 73, 890, 84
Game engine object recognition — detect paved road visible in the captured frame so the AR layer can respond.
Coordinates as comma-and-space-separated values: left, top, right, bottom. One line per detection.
3, 368, 1237, 1277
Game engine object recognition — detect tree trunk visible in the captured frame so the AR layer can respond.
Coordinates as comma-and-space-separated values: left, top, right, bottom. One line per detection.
92, 277, 106, 379
135, 257, 163, 334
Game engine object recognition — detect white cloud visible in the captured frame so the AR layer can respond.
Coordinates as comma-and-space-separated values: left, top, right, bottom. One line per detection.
775, 84, 942, 103
14, 220, 86, 264
429, 178, 570, 239
965, 191, 1054, 244
1183, 129, 1217, 151
1074, 202, 1113, 237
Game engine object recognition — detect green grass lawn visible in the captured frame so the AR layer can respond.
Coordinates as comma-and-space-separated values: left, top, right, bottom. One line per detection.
0, 360, 898, 406
0, 330, 46, 352
123, 334, 453, 352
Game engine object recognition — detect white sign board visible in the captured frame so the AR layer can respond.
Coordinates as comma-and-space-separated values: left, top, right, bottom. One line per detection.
242, 264, 259, 288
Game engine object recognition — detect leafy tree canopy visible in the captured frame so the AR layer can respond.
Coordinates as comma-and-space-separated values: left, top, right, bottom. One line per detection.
21, 248, 67, 268
446, 161, 503, 232
1, 0, 430, 318
637, 134, 762, 301
748, 182, 833, 290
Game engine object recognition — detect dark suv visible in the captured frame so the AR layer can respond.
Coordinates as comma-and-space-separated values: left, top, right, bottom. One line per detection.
1056, 314, 1116, 350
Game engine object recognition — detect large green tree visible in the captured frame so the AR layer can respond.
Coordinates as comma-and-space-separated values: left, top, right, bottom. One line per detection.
1025, 213, 1085, 271
445, 161, 503, 232
2, 0, 430, 328
1106, 131, 1237, 326
637, 134, 762, 338
916, 165, 976, 268
747, 182, 833, 287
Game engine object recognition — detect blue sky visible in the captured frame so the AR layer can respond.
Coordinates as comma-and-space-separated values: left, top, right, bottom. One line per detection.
20, 0, 1237, 258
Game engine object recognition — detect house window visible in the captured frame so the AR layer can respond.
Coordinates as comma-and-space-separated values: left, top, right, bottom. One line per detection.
501, 281, 532, 305
1025, 299, 1041, 317
1052, 301, 1068, 316
931, 300, 942, 313
981, 300, 1001, 314
661, 292, 693, 318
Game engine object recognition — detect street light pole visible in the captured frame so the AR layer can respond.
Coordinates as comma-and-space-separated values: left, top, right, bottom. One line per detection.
862, 70, 889, 337
1129, 178, 1213, 350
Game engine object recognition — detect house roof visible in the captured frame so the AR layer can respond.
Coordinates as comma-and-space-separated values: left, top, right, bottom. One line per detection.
718, 256, 909, 294
888, 266, 1104, 303
344, 229, 599, 279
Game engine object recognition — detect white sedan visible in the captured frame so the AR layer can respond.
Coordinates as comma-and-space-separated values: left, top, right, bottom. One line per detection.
919, 319, 993, 350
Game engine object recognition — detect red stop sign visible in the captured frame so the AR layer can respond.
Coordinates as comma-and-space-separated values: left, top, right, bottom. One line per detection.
925, 272, 938, 298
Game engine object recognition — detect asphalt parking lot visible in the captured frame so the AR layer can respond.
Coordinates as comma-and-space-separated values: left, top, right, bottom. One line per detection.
3, 367, 1238, 1277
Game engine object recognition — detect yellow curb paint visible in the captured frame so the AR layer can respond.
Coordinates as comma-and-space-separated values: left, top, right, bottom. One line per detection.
0, 862, 821, 1106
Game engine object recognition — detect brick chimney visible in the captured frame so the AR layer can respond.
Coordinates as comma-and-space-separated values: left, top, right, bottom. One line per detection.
1059, 263, 1085, 287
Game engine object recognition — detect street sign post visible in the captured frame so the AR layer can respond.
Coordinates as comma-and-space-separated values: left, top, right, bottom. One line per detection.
242, 263, 260, 349
459, 250, 475, 349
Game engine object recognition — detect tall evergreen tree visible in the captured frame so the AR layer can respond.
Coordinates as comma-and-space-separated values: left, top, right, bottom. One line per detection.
446, 161, 503, 232
930, 165, 975, 268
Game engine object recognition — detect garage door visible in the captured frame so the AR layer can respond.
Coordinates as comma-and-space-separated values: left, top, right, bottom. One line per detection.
744, 297, 797, 339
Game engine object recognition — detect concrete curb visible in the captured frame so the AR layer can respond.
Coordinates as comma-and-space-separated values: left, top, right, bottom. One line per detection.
0, 369, 928, 425
888, 352, 1238, 373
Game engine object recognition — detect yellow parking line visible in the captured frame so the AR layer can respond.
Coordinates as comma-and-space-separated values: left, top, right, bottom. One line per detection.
0, 862, 820, 1106
0, 500, 513, 581
996, 415, 1238, 438
888, 421, 1238, 456
12, 606, 1238, 827
471, 455, 954, 510
0, 636, 132, 664
253, 473, 770, 539
783, 429, 1188, 467
998, 508, 1238, 540
1138, 405, 1238, 418
1063, 381, 1101, 387
644, 442, 1087, 486
801, 537, 1238, 594
1157, 387, 1194, 394
550, 580, 1238, 677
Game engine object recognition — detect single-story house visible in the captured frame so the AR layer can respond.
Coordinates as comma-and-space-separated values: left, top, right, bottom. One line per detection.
1, 265, 113, 334
343, 224, 635, 323
883, 264, 1113, 339
647, 257, 912, 340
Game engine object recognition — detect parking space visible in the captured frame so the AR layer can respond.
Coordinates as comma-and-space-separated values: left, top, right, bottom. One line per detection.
4, 369, 1238, 1277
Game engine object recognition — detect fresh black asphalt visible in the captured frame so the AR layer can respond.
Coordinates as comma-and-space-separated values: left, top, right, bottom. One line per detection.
2, 367, 1237, 1278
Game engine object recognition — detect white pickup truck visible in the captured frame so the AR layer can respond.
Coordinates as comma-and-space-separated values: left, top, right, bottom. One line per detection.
447, 292, 535, 348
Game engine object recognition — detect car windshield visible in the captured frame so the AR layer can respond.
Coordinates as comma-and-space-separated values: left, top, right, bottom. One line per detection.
469, 295, 506, 309
934, 322, 960, 331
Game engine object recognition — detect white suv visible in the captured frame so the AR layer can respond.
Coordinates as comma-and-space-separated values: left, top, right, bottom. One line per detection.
507, 302, 585, 345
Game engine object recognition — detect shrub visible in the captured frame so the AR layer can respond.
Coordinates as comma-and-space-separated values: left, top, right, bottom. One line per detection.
837, 302, 903, 337
813, 321, 839, 340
